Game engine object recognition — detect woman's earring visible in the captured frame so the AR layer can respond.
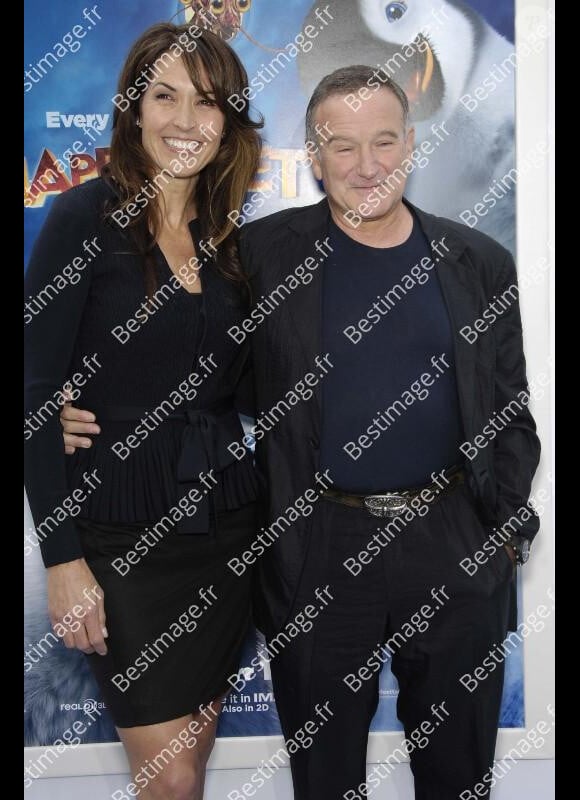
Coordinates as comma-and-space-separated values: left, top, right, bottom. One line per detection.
136, 118, 142, 128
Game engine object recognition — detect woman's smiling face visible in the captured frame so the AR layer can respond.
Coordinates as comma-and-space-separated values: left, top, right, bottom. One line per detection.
139, 56, 225, 178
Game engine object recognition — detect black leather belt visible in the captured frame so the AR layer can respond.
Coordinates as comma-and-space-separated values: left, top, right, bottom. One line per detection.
322, 465, 464, 518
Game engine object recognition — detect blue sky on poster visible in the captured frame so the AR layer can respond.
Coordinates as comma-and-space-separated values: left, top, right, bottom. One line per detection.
24, 0, 513, 148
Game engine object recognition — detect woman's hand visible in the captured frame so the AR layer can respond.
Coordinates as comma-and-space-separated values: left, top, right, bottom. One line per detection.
61, 403, 100, 454
46, 558, 108, 655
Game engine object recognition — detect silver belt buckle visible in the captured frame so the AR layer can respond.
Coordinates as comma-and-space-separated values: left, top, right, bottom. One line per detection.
364, 493, 408, 518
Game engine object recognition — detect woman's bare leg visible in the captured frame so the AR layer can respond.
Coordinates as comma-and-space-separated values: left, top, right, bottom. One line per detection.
116, 697, 224, 800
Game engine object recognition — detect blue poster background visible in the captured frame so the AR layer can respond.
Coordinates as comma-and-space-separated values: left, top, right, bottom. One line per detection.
25, 0, 522, 746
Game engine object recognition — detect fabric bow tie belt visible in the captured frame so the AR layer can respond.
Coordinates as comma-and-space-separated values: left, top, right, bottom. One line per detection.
92, 403, 241, 534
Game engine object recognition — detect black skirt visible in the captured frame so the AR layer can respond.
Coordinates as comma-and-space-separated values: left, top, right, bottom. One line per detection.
77, 502, 257, 728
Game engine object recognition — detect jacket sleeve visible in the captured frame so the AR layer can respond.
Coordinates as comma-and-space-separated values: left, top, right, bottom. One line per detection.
24, 191, 96, 567
491, 251, 541, 541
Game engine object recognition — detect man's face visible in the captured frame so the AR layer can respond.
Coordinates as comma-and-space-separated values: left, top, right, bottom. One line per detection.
311, 88, 414, 227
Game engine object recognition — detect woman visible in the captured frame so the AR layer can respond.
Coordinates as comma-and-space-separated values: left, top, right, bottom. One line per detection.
24, 22, 262, 800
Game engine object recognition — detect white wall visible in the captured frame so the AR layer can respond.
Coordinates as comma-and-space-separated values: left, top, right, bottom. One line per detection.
24, 761, 555, 799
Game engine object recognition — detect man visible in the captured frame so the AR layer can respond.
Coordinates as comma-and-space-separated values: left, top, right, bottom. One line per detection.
237, 67, 540, 799
61, 67, 540, 799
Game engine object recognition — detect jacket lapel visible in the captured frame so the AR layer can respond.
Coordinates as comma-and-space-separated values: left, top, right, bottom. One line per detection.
280, 199, 331, 430
410, 203, 482, 442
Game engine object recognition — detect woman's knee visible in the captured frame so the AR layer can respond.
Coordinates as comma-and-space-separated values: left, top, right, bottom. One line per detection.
146, 762, 201, 800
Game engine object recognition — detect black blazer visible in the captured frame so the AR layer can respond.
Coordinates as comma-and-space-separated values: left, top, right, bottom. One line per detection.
24, 178, 253, 566
240, 197, 540, 637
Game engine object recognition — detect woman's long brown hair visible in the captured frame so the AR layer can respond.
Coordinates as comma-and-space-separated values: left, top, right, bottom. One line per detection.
102, 22, 263, 294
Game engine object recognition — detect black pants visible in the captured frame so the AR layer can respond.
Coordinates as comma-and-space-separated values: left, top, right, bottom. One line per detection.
269, 482, 514, 800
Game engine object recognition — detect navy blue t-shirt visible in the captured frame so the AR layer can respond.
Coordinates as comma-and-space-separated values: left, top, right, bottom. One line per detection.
320, 214, 463, 492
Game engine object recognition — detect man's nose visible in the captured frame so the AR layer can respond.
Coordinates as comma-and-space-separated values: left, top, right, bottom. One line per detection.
357, 148, 379, 179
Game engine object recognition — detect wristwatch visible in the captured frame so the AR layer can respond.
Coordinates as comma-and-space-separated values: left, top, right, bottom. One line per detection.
506, 535, 530, 565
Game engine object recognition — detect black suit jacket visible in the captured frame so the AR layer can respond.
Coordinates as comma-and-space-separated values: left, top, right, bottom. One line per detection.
239, 197, 540, 637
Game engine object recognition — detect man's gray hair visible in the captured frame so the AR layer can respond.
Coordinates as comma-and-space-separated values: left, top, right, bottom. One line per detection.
305, 65, 409, 148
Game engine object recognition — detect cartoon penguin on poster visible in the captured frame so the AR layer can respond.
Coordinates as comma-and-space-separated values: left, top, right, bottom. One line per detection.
297, 0, 516, 253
